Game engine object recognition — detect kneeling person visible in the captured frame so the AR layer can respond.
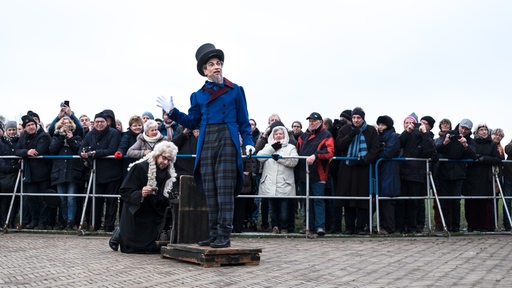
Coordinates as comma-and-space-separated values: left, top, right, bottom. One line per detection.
110, 141, 178, 253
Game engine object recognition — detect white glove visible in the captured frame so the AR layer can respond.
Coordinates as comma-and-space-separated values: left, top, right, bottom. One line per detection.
245, 145, 255, 156
156, 96, 175, 113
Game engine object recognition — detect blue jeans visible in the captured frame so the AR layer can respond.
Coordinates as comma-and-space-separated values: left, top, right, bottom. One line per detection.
299, 181, 325, 230
57, 182, 78, 223
270, 198, 289, 230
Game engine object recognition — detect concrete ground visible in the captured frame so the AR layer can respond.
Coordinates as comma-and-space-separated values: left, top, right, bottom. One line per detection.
1, 232, 512, 288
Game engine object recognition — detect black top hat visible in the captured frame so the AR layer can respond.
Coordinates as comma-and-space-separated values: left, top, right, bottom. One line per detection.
196, 43, 224, 76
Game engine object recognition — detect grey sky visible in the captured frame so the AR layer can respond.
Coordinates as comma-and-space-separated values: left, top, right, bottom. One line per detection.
1, 1, 511, 144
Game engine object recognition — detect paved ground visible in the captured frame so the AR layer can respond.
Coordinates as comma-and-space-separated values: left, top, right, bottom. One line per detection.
1, 232, 511, 288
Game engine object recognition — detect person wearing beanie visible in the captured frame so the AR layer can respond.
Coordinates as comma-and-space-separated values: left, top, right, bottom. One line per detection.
375, 115, 400, 234
156, 43, 254, 248
15, 114, 52, 230
142, 111, 155, 123
4, 121, 19, 137
335, 106, 380, 234
420, 116, 435, 131
396, 112, 437, 234
296, 111, 334, 237
435, 118, 477, 233
463, 123, 500, 232
80, 111, 122, 232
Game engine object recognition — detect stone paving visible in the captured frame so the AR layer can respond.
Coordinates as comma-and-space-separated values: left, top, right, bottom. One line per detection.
1, 232, 512, 288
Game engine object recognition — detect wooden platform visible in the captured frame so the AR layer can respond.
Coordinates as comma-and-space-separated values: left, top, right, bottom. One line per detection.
161, 244, 262, 268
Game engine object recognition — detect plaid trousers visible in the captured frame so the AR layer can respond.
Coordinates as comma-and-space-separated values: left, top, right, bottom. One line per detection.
200, 124, 237, 236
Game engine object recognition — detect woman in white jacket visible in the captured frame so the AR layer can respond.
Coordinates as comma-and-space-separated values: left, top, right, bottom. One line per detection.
257, 125, 298, 234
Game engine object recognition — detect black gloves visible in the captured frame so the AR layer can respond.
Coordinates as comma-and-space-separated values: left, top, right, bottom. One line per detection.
271, 154, 280, 161
271, 142, 282, 151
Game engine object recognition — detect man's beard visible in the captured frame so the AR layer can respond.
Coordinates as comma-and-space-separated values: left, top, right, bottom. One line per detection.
210, 74, 223, 84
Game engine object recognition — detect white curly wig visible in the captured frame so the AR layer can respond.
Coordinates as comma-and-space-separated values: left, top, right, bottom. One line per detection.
128, 141, 178, 198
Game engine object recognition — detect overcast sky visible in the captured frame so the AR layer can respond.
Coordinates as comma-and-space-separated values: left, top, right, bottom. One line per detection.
1, 1, 511, 145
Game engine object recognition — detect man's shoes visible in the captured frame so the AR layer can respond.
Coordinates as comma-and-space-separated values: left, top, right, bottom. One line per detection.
197, 236, 216, 247
109, 227, 121, 251
210, 237, 230, 248
272, 226, 280, 234
316, 228, 326, 236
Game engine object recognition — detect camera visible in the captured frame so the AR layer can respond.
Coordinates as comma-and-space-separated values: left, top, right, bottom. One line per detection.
413, 122, 421, 129
83, 146, 94, 157
447, 130, 461, 140
60, 100, 70, 107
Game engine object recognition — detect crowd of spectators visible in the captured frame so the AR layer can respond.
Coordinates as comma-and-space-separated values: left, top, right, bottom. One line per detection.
1, 105, 511, 236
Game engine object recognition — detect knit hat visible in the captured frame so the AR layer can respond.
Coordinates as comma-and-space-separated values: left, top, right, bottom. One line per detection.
339, 110, 352, 121
0, 121, 4, 132
27, 110, 40, 120
420, 116, 435, 129
21, 115, 37, 128
376, 115, 394, 129
404, 112, 418, 123
142, 111, 154, 120
94, 112, 107, 121
5, 121, 17, 130
459, 118, 473, 130
352, 107, 365, 120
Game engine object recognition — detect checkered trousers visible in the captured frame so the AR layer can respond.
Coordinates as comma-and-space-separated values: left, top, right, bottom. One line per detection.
199, 124, 238, 236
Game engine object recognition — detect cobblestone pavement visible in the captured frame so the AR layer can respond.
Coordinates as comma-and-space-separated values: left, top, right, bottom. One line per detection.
1, 232, 512, 288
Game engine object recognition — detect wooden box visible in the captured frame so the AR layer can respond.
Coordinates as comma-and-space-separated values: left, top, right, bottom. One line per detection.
161, 244, 261, 267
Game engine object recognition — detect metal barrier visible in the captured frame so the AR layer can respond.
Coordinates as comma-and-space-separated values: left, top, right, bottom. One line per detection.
2, 155, 512, 237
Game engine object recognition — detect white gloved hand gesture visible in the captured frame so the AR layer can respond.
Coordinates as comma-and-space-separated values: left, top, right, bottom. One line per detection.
245, 145, 255, 157
156, 96, 175, 113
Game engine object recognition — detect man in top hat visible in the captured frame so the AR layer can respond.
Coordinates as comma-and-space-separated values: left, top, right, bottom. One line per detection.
156, 43, 254, 248
295, 112, 334, 237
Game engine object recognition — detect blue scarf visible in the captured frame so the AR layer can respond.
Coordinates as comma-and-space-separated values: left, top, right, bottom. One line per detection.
346, 122, 368, 165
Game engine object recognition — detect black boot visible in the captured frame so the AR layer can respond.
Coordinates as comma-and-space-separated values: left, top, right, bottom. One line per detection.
197, 236, 216, 246
210, 236, 230, 248
109, 227, 121, 251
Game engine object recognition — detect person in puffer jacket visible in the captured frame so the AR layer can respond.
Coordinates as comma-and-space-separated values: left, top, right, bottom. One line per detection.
257, 125, 298, 234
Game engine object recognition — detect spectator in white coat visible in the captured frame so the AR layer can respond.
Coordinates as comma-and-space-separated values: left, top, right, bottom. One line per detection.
257, 125, 299, 234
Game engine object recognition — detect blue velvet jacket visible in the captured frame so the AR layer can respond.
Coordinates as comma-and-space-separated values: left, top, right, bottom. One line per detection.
168, 78, 254, 194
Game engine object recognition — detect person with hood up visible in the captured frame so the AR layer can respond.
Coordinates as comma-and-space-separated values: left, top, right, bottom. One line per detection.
257, 125, 298, 234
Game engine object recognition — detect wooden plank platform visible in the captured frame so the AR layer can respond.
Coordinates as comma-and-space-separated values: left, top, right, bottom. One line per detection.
161, 244, 262, 268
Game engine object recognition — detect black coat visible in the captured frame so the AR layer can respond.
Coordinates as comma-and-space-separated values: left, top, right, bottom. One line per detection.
15, 129, 51, 183
80, 127, 122, 184
49, 133, 84, 186
435, 130, 477, 181
462, 136, 500, 196
118, 161, 170, 254
399, 129, 436, 183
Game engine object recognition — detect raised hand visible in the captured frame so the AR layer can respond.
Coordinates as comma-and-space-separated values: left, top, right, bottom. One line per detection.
156, 96, 175, 113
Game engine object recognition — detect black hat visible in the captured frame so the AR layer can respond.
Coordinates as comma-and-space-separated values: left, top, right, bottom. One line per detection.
352, 107, 365, 120
27, 110, 40, 120
94, 112, 107, 121
340, 110, 352, 121
306, 112, 323, 121
376, 115, 394, 129
196, 43, 224, 76
21, 115, 37, 128
420, 116, 435, 129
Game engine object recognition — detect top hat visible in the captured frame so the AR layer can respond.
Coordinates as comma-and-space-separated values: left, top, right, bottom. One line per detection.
195, 43, 224, 76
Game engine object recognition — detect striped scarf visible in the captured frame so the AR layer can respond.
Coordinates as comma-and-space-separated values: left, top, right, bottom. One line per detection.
346, 122, 368, 165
